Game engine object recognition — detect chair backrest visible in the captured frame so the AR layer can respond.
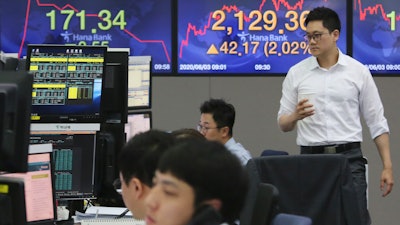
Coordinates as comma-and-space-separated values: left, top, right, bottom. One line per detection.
260, 149, 288, 157
240, 182, 279, 225
246, 154, 363, 225
271, 213, 312, 225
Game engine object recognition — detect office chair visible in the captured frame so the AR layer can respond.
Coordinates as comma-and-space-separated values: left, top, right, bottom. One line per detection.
260, 149, 288, 157
246, 154, 363, 225
270, 213, 312, 225
250, 183, 279, 225
240, 182, 279, 225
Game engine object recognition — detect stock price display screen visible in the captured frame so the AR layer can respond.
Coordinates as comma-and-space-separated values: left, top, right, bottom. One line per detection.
177, 0, 347, 74
353, 0, 400, 74
0, 0, 172, 73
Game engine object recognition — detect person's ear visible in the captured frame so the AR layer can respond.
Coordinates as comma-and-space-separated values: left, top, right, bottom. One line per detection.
332, 29, 340, 41
220, 126, 230, 137
202, 199, 222, 211
129, 177, 145, 198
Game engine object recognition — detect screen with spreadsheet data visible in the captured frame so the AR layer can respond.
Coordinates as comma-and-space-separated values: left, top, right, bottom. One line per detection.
29, 129, 98, 200
128, 56, 151, 109
26, 44, 107, 123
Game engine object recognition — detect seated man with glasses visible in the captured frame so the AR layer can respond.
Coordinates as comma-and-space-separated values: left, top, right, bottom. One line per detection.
198, 98, 252, 165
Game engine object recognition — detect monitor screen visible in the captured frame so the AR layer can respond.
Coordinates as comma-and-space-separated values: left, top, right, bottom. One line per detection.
177, 0, 348, 74
0, 0, 172, 74
29, 123, 100, 200
125, 111, 152, 142
2, 144, 56, 224
26, 44, 107, 123
102, 49, 129, 123
128, 56, 151, 109
352, 0, 400, 74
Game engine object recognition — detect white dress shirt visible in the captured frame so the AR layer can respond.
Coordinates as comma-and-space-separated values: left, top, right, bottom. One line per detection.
225, 137, 252, 165
278, 49, 389, 146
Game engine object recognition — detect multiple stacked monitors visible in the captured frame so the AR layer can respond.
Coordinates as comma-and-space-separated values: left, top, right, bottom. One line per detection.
22, 45, 149, 201
352, 0, 400, 74
26, 44, 107, 123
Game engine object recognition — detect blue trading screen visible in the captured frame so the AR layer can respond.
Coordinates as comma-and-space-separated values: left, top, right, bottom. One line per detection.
0, 0, 172, 73
177, 0, 347, 74
353, 0, 400, 74
27, 45, 106, 123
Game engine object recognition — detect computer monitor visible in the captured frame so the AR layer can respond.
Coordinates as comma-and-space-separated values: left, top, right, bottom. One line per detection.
29, 123, 100, 200
25, 44, 107, 123
124, 111, 152, 142
128, 56, 151, 109
102, 49, 129, 123
2, 144, 56, 225
0, 71, 33, 173
0, 176, 27, 225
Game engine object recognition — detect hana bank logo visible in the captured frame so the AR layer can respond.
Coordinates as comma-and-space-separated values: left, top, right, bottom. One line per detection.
237, 31, 250, 42
60, 31, 112, 43
60, 31, 74, 43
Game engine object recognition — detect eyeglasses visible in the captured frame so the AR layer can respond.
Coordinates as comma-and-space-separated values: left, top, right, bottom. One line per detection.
303, 32, 329, 42
196, 124, 221, 133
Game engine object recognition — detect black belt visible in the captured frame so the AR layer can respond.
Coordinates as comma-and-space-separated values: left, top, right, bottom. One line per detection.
301, 142, 361, 154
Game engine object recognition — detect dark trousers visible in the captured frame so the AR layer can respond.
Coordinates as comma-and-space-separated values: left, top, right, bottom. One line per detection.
301, 147, 371, 225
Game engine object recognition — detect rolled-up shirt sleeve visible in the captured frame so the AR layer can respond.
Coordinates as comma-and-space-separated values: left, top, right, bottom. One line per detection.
359, 67, 390, 139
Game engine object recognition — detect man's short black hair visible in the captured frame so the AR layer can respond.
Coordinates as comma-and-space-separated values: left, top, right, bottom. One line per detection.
305, 7, 341, 33
171, 128, 206, 140
157, 139, 248, 223
200, 98, 235, 136
118, 129, 175, 187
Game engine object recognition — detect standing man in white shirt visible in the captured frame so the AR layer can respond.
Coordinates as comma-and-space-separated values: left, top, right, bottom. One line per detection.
198, 98, 252, 166
277, 7, 394, 225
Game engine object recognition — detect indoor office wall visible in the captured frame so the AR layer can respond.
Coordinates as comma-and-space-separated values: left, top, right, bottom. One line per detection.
152, 75, 399, 225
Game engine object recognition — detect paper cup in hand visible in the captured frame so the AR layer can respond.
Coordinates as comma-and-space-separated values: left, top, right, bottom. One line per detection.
298, 92, 316, 112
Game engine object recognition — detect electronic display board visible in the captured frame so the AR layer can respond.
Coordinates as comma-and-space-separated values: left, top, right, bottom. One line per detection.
0, 0, 357, 75
0, 0, 172, 73
353, 0, 400, 74
177, 0, 347, 74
